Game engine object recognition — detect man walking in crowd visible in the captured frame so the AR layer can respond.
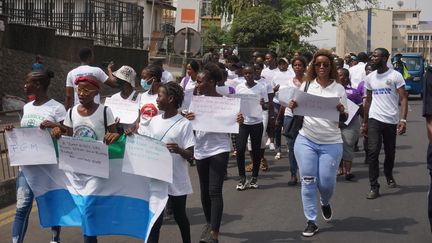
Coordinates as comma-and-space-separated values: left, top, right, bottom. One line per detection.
349, 52, 368, 89
362, 48, 408, 199
423, 63, 432, 231
65, 48, 117, 110
393, 53, 411, 80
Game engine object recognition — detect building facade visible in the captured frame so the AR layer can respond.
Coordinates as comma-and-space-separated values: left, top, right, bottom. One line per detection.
337, 8, 432, 61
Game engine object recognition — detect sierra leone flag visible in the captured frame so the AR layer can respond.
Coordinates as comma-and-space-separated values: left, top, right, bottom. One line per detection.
21, 135, 168, 242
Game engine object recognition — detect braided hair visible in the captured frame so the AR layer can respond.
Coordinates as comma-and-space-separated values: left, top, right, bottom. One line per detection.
28, 69, 54, 91
161, 81, 184, 109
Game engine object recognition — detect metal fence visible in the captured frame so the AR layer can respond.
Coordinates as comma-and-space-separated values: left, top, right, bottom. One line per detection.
0, 0, 144, 49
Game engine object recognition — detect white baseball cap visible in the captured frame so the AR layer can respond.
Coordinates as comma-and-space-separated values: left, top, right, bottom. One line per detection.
113, 65, 137, 87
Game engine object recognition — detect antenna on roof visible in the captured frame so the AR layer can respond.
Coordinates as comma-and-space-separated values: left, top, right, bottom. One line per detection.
397, 0, 404, 9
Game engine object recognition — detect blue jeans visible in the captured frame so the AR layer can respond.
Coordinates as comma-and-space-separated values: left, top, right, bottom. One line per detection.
283, 115, 298, 176
294, 135, 342, 222
12, 171, 61, 243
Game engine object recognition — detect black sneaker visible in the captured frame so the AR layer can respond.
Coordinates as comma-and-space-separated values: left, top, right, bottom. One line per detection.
236, 176, 247, 191
248, 177, 259, 189
302, 221, 318, 237
199, 224, 211, 243
387, 178, 397, 188
321, 204, 332, 222
366, 189, 380, 199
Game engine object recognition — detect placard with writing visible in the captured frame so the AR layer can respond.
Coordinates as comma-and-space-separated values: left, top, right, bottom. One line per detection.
293, 89, 340, 121
188, 96, 241, 133
58, 136, 109, 178
104, 97, 139, 124
5, 128, 57, 166
122, 134, 173, 183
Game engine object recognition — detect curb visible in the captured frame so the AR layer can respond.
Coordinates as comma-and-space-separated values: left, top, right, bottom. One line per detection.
0, 178, 16, 209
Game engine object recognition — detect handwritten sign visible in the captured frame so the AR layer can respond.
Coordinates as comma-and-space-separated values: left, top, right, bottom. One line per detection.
58, 136, 109, 178
233, 93, 262, 119
104, 97, 139, 124
122, 134, 173, 183
277, 87, 297, 107
293, 89, 340, 121
188, 96, 240, 133
5, 128, 57, 166
345, 99, 360, 125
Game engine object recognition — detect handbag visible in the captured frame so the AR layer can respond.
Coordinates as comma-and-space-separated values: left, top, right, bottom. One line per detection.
286, 81, 310, 139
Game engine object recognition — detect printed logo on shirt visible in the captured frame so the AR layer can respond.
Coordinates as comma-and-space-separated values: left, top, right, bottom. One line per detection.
140, 103, 158, 120
385, 79, 392, 85
73, 125, 98, 140
372, 88, 392, 95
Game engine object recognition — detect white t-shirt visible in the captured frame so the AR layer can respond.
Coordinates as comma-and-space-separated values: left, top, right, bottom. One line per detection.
349, 62, 366, 89
227, 76, 245, 89
283, 78, 303, 117
261, 67, 280, 82
161, 70, 174, 84
227, 69, 238, 80
194, 131, 231, 160
139, 114, 195, 196
64, 104, 115, 141
236, 82, 268, 125
299, 80, 347, 144
216, 85, 236, 96
180, 76, 197, 110
137, 91, 161, 134
365, 69, 405, 124
21, 99, 66, 127
66, 65, 109, 106
272, 70, 295, 103
256, 77, 273, 94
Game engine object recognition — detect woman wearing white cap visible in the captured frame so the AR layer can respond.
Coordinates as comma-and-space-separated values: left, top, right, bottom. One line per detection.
109, 65, 140, 132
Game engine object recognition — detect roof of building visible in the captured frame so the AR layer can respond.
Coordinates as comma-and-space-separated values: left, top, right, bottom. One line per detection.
392, 9, 421, 12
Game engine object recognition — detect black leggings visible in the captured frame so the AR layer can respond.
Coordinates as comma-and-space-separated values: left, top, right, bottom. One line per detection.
148, 195, 191, 243
236, 123, 264, 177
196, 152, 229, 232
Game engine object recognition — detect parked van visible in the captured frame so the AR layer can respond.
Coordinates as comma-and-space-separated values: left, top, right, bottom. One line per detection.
392, 53, 424, 96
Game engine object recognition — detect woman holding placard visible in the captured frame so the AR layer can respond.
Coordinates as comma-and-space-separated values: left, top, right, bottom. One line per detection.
52, 75, 120, 243
5, 70, 65, 243
275, 56, 308, 186
184, 63, 243, 243
129, 81, 195, 243
235, 64, 268, 190
288, 49, 348, 237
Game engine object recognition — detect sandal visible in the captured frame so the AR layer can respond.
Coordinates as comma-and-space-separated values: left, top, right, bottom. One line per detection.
260, 158, 268, 171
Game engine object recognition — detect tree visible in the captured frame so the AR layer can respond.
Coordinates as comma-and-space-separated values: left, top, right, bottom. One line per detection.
229, 5, 283, 48
202, 24, 233, 47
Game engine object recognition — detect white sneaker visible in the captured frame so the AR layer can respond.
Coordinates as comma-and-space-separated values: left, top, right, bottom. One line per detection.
269, 143, 276, 151
266, 138, 271, 146
274, 152, 281, 160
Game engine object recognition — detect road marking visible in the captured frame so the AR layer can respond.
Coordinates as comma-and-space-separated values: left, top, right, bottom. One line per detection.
0, 203, 37, 227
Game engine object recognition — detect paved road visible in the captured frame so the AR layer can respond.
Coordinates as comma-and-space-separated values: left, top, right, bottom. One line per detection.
0, 99, 431, 243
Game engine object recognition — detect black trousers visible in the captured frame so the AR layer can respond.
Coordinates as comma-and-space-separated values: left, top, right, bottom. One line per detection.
196, 152, 229, 232
367, 118, 397, 190
236, 123, 264, 177
428, 144, 432, 232
148, 195, 191, 243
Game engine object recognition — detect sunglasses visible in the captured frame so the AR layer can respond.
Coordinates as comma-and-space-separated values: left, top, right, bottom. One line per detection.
314, 62, 331, 68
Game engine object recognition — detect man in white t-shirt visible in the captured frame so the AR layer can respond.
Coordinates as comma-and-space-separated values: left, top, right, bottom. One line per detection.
65, 48, 117, 110
349, 52, 368, 89
362, 48, 408, 199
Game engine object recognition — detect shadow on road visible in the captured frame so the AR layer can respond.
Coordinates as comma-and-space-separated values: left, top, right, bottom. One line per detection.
222, 230, 306, 242
327, 216, 418, 234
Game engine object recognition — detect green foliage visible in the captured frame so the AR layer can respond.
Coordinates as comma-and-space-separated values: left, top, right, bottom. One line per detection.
202, 24, 233, 47
230, 5, 283, 48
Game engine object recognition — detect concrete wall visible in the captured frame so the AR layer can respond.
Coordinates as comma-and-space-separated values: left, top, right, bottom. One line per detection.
0, 20, 148, 103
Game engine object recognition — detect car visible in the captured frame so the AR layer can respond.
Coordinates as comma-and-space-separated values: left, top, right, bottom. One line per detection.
392, 53, 424, 96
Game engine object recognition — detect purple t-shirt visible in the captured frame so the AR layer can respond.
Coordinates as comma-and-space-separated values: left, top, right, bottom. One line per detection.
345, 84, 363, 105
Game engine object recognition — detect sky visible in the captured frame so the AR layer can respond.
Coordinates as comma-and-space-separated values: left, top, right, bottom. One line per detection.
303, 0, 432, 48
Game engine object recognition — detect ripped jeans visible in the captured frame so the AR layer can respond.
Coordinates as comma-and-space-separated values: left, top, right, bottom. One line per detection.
294, 135, 342, 223
12, 171, 61, 243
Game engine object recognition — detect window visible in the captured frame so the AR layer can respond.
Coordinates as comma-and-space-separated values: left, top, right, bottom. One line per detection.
413, 13, 418, 18
413, 25, 417, 29
406, 25, 411, 29
408, 35, 413, 41
426, 36, 430, 41
420, 35, 424, 40
414, 35, 418, 41
393, 13, 406, 20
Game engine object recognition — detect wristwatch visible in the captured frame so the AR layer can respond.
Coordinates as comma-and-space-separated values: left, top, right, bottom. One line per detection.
400, 119, 407, 123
